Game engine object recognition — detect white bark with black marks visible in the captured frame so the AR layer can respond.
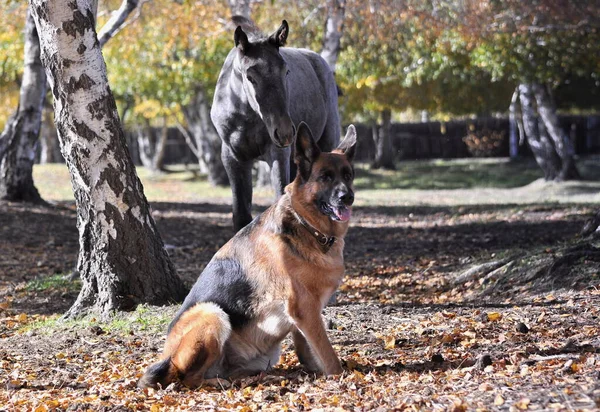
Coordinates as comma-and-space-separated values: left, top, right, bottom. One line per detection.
320, 0, 346, 71
97, 0, 139, 47
1, 0, 140, 202
518, 83, 561, 180
136, 118, 167, 173
532, 83, 580, 180
183, 87, 229, 186
228, 0, 251, 18
30, 0, 186, 318
0, 9, 47, 203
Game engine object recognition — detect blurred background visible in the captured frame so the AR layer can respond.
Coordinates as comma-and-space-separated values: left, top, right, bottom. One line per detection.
1, 0, 600, 188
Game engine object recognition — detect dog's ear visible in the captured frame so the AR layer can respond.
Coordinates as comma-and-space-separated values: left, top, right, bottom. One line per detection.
269, 20, 288, 48
295, 122, 321, 181
235, 26, 250, 53
335, 124, 357, 162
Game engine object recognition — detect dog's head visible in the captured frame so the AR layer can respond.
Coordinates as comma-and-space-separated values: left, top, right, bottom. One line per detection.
292, 122, 357, 226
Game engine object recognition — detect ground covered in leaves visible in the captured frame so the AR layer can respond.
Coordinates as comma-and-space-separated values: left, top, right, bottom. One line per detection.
2, 164, 600, 411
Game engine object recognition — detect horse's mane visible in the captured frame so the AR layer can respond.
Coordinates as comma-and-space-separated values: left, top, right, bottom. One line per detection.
231, 15, 266, 42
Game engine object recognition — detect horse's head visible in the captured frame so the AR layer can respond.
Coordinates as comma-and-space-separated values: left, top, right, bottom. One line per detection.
233, 20, 295, 148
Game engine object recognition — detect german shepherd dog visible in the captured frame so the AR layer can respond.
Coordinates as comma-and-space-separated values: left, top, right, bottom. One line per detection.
138, 122, 357, 389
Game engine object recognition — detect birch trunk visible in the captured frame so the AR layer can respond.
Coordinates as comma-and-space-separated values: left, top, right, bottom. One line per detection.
532, 83, 580, 181
30, 0, 186, 318
1, 0, 140, 202
518, 83, 561, 180
136, 119, 168, 173
0, 10, 46, 203
97, 0, 138, 47
183, 87, 229, 186
320, 0, 346, 71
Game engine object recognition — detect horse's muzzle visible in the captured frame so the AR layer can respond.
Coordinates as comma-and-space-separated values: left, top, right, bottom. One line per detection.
272, 124, 295, 148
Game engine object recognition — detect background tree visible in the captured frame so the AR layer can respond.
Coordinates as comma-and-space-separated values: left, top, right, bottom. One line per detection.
103, 1, 231, 186
29, 0, 186, 317
0, 0, 142, 203
0, 9, 46, 203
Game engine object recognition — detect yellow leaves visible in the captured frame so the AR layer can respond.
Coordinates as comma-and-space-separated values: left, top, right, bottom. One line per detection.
487, 312, 502, 322
133, 100, 163, 120
494, 394, 505, 406
383, 335, 396, 349
514, 398, 531, 410
356, 75, 378, 89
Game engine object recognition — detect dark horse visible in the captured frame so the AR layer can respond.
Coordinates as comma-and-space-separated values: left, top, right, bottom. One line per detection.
211, 17, 341, 231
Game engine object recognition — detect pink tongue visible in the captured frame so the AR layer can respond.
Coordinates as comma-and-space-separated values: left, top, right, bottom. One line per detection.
334, 206, 352, 221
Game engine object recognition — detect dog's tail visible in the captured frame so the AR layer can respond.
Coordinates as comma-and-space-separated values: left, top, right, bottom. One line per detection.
137, 302, 231, 389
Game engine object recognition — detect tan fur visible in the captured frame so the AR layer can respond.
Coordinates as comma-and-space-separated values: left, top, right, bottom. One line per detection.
139, 134, 355, 388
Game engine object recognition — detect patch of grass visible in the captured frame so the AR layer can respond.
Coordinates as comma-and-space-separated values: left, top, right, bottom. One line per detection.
25, 274, 81, 293
20, 304, 177, 335
33, 163, 274, 203
353, 158, 544, 191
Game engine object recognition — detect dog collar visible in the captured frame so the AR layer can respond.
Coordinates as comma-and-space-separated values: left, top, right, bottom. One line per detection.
290, 209, 336, 251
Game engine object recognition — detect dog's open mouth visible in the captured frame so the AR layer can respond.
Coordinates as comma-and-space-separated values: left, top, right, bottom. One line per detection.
320, 202, 352, 222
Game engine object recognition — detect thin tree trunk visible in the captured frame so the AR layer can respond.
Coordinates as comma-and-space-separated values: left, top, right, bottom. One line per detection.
532, 82, 580, 181
39, 106, 61, 164
371, 109, 395, 170
1, 0, 140, 203
320, 0, 346, 71
183, 87, 229, 186
228, 0, 251, 18
0, 9, 46, 203
508, 87, 524, 159
136, 118, 168, 173
30, 0, 186, 318
517, 83, 560, 180
97, 0, 139, 47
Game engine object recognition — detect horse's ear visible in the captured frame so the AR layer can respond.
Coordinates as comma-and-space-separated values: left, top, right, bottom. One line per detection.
295, 122, 321, 180
335, 124, 357, 162
235, 26, 250, 53
269, 20, 288, 48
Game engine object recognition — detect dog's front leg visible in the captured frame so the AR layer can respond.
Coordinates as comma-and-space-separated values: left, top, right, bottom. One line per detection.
291, 327, 320, 372
290, 305, 342, 375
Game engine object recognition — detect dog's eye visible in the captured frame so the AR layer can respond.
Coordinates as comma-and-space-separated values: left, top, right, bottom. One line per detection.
246, 75, 257, 85
286, 69, 290, 76
344, 172, 352, 181
320, 172, 333, 182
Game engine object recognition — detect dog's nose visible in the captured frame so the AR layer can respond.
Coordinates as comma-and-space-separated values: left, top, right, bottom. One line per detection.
339, 191, 354, 206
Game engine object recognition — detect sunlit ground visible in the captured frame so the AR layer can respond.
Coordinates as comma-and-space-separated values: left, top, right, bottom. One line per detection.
33, 156, 600, 207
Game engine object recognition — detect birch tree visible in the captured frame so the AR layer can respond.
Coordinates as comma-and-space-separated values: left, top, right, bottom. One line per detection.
0, 9, 46, 203
0, 0, 141, 203
320, 0, 346, 72
29, 0, 186, 317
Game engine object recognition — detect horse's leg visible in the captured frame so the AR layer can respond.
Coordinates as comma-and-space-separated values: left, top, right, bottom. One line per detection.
222, 144, 253, 231
269, 146, 291, 198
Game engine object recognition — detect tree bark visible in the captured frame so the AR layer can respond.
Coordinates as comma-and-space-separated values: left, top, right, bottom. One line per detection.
97, 0, 139, 47
1, 1, 140, 202
136, 118, 168, 173
30, 0, 187, 318
0, 9, 46, 203
182, 87, 229, 186
320, 0, 346, 71
228, 0, 251, 18
517, 83, 561, 180
371, 109, 395, 170
508, 87, 524, 159
39, 106, 62, 164
532, 82, 580, 180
